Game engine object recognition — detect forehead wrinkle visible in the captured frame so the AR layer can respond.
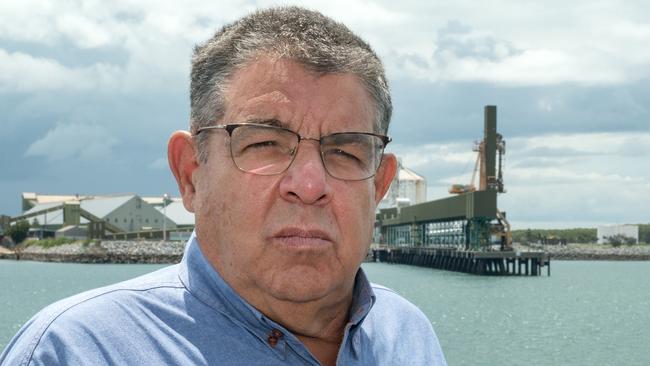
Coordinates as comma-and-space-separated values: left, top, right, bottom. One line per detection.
226, 90, 294, 124
224, 57, 375, 136
300, 75, 375, 136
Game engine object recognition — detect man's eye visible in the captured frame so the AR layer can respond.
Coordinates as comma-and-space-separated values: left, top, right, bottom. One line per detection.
245, 140, 278, 150
328, 148, 362, 162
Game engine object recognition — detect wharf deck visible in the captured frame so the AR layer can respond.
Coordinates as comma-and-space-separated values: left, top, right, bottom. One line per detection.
372, 246, 550, 276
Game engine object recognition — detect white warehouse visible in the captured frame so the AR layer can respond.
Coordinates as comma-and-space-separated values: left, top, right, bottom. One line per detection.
379, 159, 427, 210
597, 225, 639, 244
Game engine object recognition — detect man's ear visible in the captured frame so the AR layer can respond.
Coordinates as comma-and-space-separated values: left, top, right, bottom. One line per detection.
168, 131, 199, 212
373, 153, 397, 204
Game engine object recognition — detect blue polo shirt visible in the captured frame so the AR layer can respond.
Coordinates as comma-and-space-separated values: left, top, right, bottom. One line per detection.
1, 233, 446, 365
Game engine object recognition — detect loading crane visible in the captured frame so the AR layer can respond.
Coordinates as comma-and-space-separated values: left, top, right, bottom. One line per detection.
449, 131, 506, 194
448, 147, 479, 194
448, 107, 511, 250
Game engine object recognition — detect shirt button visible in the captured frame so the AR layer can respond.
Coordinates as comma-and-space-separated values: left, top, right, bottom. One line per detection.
268, 328, 283, 347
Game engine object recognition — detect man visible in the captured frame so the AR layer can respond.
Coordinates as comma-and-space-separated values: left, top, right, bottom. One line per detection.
1, 7, 446, 365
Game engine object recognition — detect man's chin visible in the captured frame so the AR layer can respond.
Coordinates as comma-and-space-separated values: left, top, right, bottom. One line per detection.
263, 269, 346, 304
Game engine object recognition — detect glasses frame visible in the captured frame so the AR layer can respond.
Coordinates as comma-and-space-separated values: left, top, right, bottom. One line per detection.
194, 122, 392, 181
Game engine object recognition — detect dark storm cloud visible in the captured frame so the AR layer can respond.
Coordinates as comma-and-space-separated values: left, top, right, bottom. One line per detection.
388, 78, 650, 145
0, 87, 189, 215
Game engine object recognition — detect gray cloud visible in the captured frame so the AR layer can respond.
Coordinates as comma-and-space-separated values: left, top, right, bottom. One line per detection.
1, 38, 130, 69
517, 146, 595, 158
25, 122, 118, 161
0, 0, 649, 229
434, 20, 522, 64
391, 129, 650, 229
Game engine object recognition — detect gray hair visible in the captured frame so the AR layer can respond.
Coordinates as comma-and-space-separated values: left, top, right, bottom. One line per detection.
190, 6, 392, 162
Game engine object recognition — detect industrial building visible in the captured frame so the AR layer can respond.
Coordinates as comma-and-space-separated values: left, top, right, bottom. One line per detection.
379, 159, 427, 210
11, 192, 192, 240
372, 106, 549, 276
376, 106, 510, 251
597, 225, 639, 244
156, 200, 195, 241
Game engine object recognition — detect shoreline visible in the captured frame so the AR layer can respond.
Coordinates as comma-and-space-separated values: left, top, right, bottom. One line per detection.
0, 241, 184, 264
518, 243, 650, 261
549, 252, 650, 261
1, 242, 650, 264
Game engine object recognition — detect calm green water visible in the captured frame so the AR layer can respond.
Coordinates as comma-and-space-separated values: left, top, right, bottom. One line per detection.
1, 260, 649, 365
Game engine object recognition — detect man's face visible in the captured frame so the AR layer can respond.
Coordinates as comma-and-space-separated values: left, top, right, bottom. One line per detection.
192, 57, 393, 305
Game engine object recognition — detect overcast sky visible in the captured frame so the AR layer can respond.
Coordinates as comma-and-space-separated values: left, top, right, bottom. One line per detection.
1, 0, 648, 229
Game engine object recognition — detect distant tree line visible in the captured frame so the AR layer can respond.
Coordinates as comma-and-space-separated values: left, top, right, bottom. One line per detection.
512, 228, 597, 244
512, 224, 650, 244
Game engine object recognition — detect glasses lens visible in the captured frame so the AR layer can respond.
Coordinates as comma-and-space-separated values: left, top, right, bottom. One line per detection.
230, 125, 298, 175
321, 133, 385, 180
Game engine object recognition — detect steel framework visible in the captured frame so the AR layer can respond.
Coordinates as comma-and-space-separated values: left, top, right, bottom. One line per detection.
377, 106, 511, 251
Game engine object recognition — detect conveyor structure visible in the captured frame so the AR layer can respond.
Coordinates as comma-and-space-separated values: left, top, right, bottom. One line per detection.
377, 105, 512, 251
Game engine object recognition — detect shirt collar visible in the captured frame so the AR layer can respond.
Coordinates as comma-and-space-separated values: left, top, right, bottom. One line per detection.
349, 267, 376, 326
177, 232, 282, 355
177, 231, 376, 359
346, 268, 376, 358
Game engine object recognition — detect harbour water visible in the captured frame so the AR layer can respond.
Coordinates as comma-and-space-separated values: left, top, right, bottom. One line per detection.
1, 260, 649, 365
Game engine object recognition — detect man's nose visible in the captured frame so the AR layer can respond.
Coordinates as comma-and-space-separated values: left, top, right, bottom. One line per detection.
278, 140, 332, 205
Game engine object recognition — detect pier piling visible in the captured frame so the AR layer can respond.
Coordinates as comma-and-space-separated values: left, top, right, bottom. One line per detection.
372, 247, 550, 276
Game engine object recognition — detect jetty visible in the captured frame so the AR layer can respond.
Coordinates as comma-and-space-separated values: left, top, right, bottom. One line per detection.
373, 106, 549, 276
372, 246, 550, 276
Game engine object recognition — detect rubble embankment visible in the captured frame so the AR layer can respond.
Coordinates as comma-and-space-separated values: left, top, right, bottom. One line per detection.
518, 243, 650, 261
2, 242, 650, 263
0, 241, 185, 264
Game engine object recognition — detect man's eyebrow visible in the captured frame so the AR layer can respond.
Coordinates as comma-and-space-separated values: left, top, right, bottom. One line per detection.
244, 118, 288, 128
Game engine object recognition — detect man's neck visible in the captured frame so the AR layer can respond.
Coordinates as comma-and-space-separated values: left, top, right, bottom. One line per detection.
220, 266, 354, 365
199, 240, 357, 365
259, 289, 352, 337
250, 288, 352, 366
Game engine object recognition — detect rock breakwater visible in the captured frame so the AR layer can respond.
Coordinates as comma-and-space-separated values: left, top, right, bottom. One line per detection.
3, 242, 649, 263
520, 243, 650, 261
1, 241, 185, 264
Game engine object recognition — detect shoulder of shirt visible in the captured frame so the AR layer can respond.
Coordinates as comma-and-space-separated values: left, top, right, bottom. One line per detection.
368, 282, 433, 327
45, 263, 183, 312
365, 282, 445, 364
369, 282, 417, 308
369, 282, 397, 295
366, 285, 447, 365
1, 264, 184, 366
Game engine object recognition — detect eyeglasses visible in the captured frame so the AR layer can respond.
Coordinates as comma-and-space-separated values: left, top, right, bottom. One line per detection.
195, 123, 391, 181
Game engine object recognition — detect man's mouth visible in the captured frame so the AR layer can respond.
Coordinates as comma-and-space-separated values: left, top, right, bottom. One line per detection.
270, 228, 333, 248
